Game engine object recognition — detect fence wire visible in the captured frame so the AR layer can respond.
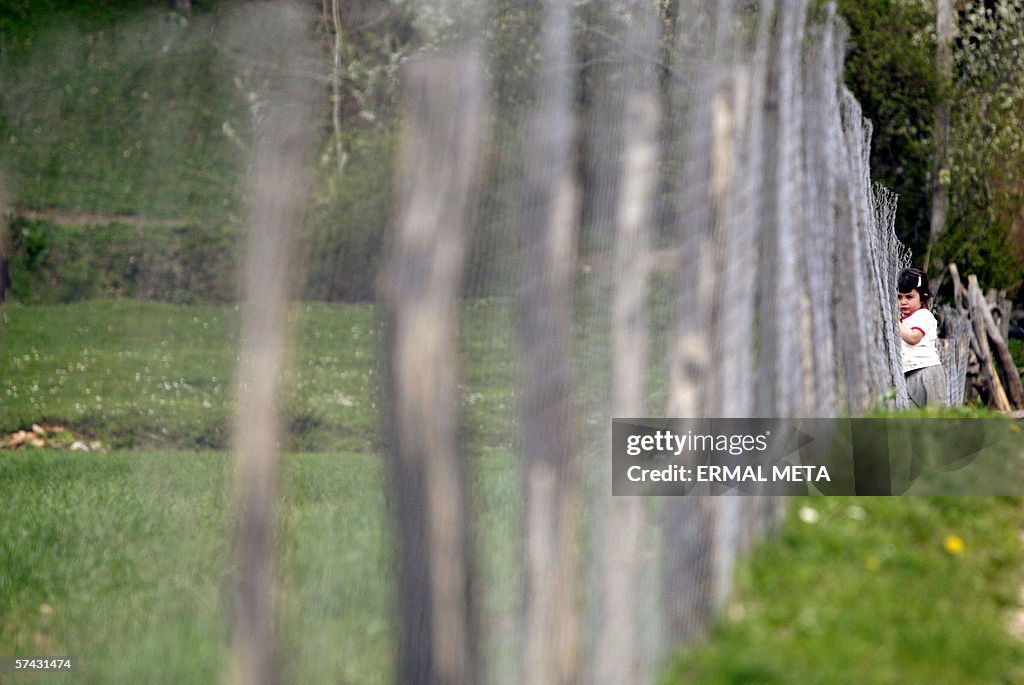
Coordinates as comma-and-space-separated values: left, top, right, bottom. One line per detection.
376, 1, 916, 683
0, 1, 927, 683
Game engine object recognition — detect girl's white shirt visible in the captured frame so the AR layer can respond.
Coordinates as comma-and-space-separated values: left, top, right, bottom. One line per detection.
900, 308, 942, 373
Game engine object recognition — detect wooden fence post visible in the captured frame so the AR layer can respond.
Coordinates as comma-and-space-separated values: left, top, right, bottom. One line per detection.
516, 1, 583, 682
597, 0, 660, 675
948, 263, 968, 317
379, 51, 488, 685
227, 6, 320, 685
974, 279, 1023, 408
967, 275, 1013, 411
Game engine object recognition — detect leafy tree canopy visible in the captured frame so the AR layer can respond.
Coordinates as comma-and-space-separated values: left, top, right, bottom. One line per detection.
829, 0, 940, 265
833, 0, 1024, 293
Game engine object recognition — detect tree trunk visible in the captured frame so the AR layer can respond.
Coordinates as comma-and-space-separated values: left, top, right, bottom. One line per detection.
925, 0, 953, 272
948, 263, 968, 316
328, 0, 348, 175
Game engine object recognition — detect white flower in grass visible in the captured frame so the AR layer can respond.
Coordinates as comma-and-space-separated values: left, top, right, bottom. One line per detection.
798, 506, 819, 524
845, 505, 867, 521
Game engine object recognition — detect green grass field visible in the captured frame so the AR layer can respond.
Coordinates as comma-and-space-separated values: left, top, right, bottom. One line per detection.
663, 496, 1024, 684
0, 298, 516, 453
0, 299, 520, 683
3, 451, 1023, 683
0, 450, 397, 684
0, 448, 523, 685
4, 300, 1024, 684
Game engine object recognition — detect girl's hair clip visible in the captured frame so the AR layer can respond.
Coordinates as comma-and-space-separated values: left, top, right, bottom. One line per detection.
917, 275, 922, 288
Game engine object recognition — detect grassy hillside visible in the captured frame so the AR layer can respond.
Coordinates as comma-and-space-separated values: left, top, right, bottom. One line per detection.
0, 4, 244, 221
0, 2, 400, 304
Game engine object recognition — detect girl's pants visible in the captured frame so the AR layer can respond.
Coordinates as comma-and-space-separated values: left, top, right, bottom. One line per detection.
905, 364, 948, 408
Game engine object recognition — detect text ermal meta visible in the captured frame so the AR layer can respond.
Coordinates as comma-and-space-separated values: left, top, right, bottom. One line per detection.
626, 464, 830, 483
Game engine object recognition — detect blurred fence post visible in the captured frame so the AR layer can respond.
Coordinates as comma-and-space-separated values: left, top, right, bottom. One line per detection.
801, 4, 841, 417
379, 51, 488, 685
517, 0, 582, 682
835, 89, 875, 411
226, 6, 319, 685
661, 0, 723, 650
769, 0, 810, 416
869, 184, 910, 404
596, 0, 660, 679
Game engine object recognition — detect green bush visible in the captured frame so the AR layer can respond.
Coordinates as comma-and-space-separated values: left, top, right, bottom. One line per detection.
1009, 338, 1024, 370
303, 131, 397, 302
0, 0, 170, 41
7, 218, 237, 304
0, 6, 246, 223
828, 0, 940, 262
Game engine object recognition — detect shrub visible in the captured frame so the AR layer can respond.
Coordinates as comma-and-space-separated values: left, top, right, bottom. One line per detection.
7, 218, 237, 304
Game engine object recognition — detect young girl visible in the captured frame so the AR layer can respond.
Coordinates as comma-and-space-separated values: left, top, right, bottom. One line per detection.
897, 268, 948, 407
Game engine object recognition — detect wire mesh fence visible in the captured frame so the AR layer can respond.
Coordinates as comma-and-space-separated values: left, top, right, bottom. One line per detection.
0, 0, 946, 683
375, 1, 916, 682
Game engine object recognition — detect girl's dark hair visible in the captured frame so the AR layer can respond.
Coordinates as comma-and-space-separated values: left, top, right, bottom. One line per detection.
897, 268, 931, 302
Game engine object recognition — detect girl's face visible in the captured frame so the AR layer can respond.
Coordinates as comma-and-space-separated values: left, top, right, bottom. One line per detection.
898, 289, 923, 317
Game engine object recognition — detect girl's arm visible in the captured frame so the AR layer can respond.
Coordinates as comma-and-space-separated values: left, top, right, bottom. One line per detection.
899, 320, 924, 345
